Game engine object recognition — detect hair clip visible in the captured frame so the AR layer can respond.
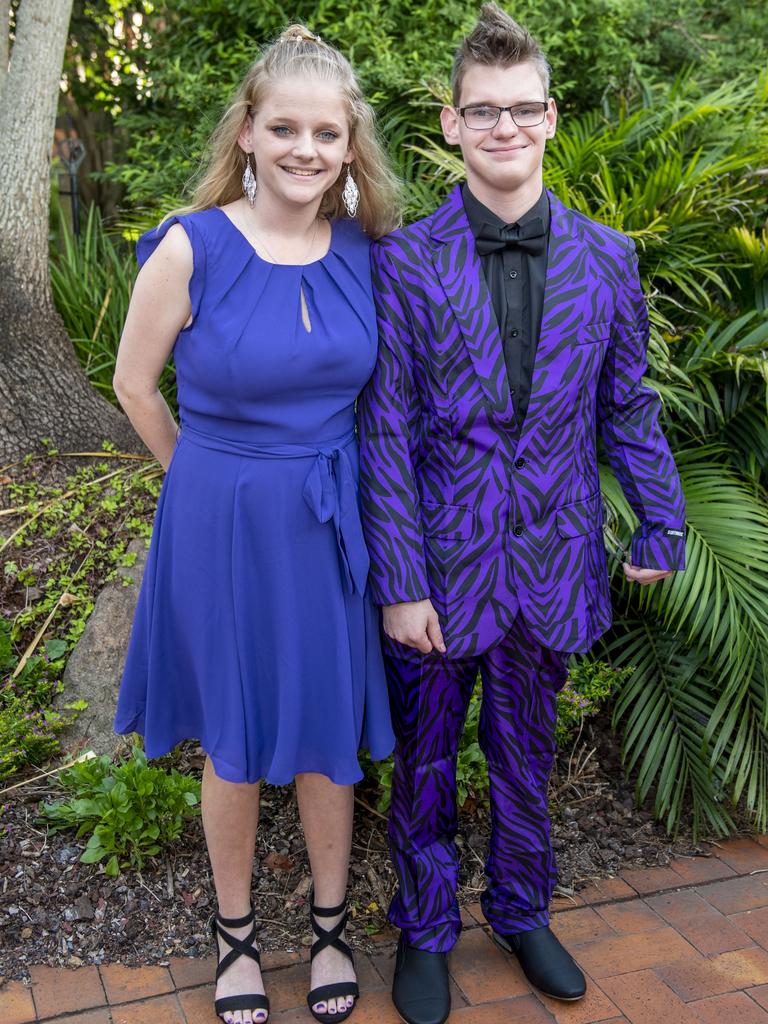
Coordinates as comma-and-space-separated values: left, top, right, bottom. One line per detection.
289, 30, 322, 44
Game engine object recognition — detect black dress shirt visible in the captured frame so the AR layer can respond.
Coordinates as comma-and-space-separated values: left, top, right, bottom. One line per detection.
462, 185, 550, 428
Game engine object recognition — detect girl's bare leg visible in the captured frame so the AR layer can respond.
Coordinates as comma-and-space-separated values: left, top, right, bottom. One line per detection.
202, 757, 266, 1024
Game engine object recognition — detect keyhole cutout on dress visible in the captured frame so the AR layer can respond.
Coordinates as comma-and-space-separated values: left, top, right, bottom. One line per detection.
300, 285, 312, 333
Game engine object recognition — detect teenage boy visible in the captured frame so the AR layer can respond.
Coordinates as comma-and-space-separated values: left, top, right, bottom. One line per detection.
359, 6, 686, 1023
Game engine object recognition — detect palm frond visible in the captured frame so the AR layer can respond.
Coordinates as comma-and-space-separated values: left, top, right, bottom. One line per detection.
607, 623, 735, 836
603, 454, 768, 670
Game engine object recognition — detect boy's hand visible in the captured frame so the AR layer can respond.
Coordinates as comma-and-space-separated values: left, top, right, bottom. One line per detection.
623, 564, 675, 584
382, 599, 446, 654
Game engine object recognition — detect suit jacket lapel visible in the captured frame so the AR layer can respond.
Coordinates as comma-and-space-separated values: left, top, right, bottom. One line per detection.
515, 192, 584, 460
430, 186, 514, 421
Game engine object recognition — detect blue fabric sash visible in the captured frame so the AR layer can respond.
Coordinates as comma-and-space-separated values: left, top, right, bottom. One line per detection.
180, 425, 369, 595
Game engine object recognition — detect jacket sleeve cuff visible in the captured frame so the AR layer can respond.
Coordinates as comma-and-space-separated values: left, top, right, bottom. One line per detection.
630, 523, 686, 571
368, 577, 432, 608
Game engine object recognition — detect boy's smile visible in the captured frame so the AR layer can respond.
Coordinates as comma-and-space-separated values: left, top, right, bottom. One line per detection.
441, 62, 557, 220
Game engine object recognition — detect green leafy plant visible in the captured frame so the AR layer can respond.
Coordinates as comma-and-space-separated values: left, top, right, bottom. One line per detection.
455, 681, 488, 810
602, 445, 768, 836
76, 1, 764, 213
41, 745, 201, 876
1, 452, 162, 780
49, 201, 176, 411
363, 678, 489, 813
0, 618, 78, 781
555, 660, 632, 747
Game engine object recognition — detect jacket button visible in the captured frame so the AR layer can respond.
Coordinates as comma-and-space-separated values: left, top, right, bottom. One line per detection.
513, 524, 524, 537
515, 457, 526, 469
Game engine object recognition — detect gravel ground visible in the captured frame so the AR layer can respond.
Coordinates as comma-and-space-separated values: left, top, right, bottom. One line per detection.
0, 721, 715, 984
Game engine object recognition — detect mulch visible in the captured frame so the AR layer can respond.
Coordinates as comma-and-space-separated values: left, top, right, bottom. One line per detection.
0, 720, 713, 984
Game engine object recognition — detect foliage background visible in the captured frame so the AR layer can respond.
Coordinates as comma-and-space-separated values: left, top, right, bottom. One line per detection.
40, 1, 768, 836
64, 1, 767, 213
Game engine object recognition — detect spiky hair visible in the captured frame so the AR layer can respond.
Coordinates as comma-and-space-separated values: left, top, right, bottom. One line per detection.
451, 4, 551, 105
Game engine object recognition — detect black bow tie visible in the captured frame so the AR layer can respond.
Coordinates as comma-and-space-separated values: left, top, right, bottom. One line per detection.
475, 216, 547, 258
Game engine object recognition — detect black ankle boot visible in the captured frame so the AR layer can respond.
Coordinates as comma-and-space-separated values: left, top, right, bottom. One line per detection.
492, 924, 586, 1001
391, 934, 451, 1024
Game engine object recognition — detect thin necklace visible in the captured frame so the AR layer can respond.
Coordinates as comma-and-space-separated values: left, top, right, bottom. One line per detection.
249, 217, 319, 266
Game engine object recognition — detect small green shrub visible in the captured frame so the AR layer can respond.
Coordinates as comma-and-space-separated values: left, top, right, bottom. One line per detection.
455, 682, 489, 809
0, 618, 78, 781
362, 679, 489, 814
555, 660, 632, 747
362, 753, 392, 813
1, 453, 162, 782
41, 745, 201, 876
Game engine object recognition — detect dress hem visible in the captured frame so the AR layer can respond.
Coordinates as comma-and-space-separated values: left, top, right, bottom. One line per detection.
113, 720, 393, 787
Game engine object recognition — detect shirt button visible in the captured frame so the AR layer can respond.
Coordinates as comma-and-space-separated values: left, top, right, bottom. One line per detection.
510, 329, 519, 338
515, 457, 526, 469
513, 524, 524, 537
509, 270, 518, 279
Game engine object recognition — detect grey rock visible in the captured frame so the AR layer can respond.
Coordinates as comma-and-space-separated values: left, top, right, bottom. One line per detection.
57, 539, 148, 756
54, 845, 80, 865
74, 896, 95, 921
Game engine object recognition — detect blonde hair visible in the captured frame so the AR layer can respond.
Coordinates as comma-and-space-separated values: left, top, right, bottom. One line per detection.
452, 4, 551, 105
169, 24, 401, 238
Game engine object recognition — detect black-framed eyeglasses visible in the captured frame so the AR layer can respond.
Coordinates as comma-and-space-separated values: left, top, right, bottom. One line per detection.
457, 102, 548, 130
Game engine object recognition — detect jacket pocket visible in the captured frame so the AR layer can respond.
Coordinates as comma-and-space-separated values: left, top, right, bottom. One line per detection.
420, 501, 475, 541
556, 493, 604, 538
575, 322, 610, 345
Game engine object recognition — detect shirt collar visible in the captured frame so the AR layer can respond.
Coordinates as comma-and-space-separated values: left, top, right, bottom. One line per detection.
462, 184, 550, 238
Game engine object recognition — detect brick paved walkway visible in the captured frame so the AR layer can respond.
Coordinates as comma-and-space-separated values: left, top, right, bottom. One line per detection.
5, 837, 768, 1023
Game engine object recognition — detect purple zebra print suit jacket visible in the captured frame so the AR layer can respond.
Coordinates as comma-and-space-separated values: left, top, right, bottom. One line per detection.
358, 186, 686, 661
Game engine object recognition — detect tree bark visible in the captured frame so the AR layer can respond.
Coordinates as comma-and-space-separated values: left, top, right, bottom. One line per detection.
0, 0, 72, 302
0, 288, 138, 463
0, 1, 9, 97
0, 0, 140, 463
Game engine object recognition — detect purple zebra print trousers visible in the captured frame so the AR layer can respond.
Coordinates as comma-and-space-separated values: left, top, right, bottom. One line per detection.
385, 615, 568, 952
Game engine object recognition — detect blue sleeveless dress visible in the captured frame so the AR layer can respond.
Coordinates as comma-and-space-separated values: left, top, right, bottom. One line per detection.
114, 208, 394, 784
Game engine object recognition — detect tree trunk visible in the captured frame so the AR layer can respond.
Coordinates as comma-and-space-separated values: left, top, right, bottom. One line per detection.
0, 0, 140, 463
0, 2, 9, 95
0, 0, 73, 303
0, 287, 139, 463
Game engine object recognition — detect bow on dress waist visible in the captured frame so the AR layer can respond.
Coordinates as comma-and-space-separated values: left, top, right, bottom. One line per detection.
179, 424, 369, 595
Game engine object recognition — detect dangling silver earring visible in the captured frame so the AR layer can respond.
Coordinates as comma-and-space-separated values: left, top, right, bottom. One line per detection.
342, 167, 360, 217
242, 154, 258, 206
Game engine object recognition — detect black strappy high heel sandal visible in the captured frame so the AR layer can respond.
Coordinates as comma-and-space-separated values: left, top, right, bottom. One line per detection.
210, 905, 270, 1023
306, 895, 360, 1023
